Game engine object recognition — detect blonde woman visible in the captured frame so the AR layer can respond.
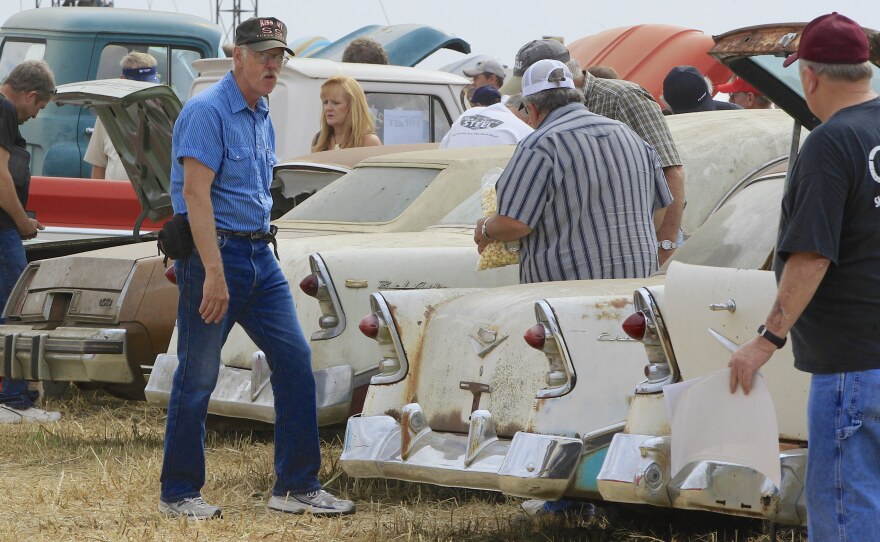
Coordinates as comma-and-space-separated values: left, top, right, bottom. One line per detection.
312, 75, 381, 151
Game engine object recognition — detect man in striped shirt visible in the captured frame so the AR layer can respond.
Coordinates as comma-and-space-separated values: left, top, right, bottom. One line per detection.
159, 17, 354, 520
476, 59, 672, 283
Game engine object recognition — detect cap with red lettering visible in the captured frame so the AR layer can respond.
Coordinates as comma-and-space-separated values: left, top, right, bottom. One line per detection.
235, 17, 294, 55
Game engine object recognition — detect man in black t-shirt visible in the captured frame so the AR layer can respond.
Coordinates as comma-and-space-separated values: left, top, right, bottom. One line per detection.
0, 60, 59, 424
728, 13, 880, 540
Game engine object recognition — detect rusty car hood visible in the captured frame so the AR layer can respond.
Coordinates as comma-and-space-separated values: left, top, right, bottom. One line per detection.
710, 22, 880, 130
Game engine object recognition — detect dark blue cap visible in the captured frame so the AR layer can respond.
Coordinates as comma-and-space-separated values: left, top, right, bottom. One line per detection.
470, 85, 502, 106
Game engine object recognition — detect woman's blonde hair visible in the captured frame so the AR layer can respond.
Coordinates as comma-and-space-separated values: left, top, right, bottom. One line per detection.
312, 75, 376, 152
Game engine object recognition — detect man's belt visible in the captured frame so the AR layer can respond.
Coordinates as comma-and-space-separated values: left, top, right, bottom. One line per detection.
216, 225, 280, 260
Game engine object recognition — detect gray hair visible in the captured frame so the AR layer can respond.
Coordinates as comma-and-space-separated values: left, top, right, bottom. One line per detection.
800, 59, 873, 82
565, 58, 582, 76
523, 87, 583, 115
121, 51, 157, 70
505, 93, 524, 109
2, 60, 55, 102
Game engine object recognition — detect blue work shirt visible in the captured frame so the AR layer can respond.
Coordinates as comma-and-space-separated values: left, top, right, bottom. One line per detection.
170, 71, 276, 233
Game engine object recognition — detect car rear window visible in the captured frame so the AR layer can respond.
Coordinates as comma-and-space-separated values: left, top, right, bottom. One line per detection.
281, 165, 442, 223
436, 190, 482, 226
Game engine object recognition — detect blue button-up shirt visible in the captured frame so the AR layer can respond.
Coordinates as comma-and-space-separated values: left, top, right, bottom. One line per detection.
170, 71, 276, 233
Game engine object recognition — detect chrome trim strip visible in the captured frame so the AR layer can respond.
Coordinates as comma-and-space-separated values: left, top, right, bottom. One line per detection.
309, 254, 347, 341
369, 293, 410, 385
533, 299, 577, 399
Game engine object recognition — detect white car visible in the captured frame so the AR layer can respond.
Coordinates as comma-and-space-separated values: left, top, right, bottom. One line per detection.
338, 111, 801, 497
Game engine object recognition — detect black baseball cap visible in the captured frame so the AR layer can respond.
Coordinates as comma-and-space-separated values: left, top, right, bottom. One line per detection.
235, 17, 294, 55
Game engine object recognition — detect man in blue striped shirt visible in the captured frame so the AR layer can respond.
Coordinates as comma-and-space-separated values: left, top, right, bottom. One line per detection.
476, 59, 672, 283
159, 17, 354, 519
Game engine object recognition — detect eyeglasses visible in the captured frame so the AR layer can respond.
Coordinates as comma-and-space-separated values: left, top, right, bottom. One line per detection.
247, 49, 289, 66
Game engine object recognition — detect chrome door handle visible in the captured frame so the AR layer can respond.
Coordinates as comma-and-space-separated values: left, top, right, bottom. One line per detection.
84, 127, 94, 136
709, 299, 736, 312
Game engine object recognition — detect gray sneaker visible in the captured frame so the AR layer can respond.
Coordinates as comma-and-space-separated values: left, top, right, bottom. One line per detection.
0, 405, 61, 424
268, 490, 355, 516
159, 496, 222, 519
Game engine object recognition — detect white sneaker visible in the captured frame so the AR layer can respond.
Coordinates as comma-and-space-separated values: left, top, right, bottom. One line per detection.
159, 496, 222, 519
268, 490, 355, 516
0, 405, 62, 424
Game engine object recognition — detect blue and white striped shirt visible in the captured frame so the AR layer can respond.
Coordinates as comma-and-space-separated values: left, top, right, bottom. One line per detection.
497, 102, 672, 284
170, 71, 276, 233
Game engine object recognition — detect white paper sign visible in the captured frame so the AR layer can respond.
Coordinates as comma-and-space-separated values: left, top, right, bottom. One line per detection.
383, 109, 429, 144
664, 368, 781, 488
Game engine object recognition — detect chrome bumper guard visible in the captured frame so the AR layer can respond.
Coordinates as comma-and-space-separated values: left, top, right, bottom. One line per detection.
0, 325, 130, 383
597, 433, 807, 525
340, 403, 583, 499
145, 352, 355, 426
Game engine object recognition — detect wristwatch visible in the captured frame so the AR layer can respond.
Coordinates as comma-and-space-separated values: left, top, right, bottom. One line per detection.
757, 324, 787, 349
657, 239, 676, 250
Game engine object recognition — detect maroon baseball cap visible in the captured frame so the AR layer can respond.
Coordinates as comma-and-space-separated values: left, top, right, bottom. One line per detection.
783, 12, 868, 68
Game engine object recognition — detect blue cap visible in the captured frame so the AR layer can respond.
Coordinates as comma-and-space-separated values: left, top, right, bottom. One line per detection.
470, 85, 502, 106
122, 66, 160, 83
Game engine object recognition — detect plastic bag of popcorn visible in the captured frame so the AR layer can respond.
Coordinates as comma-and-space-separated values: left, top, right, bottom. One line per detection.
476, 168, 519, 271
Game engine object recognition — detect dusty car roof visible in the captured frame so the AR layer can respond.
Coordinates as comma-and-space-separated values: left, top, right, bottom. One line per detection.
281, 143, 439, 170
2, 7, 221, 42
192, 57, 469, 85
356, 145, 516, 168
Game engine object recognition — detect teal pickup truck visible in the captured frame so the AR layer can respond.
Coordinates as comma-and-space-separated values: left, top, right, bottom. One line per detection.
0, 7, 223, 178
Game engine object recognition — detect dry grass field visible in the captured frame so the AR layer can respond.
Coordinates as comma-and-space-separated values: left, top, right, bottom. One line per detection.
0, 388, 808, 542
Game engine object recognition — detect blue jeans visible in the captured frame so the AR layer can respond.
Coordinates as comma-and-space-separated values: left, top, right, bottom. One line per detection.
0, 228, 33, 410
159, 235, 322, 502
806, 369, 880, 541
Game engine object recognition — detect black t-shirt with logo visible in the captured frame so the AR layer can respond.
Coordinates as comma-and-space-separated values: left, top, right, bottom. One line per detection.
0, 94, 30, 230
774, 97, 880, 374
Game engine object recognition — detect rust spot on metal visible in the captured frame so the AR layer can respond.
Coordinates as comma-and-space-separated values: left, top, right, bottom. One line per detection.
429, 408, 466, 434
494, 421, 524, 437
400, 412, 412, 459
402, 302, 440, 404
384, 408, 401, 422
593, 298, 633, 320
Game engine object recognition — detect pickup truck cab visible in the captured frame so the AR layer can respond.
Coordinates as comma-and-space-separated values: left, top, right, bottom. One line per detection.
0, 7, 223, 177
190, 57, 468, 160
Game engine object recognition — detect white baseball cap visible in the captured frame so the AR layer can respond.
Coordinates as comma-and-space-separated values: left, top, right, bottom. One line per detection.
521, 59, 575, 97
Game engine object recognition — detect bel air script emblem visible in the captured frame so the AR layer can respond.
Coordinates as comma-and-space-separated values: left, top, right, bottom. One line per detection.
468, 326, 508, 358
597, 331, 635, 342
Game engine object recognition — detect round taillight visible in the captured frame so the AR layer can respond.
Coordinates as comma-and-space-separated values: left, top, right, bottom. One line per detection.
622, 311, 647, 341
299, 274, 319, 297
359, 313, 380, 339
523, 323, 546, 350
164, 265, 177, 285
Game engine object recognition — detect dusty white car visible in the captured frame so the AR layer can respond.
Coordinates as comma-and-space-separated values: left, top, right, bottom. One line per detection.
144, 108, 795, 426
0, 144, 417, 398
596, 22, 880, 526
338, 115, 801, 496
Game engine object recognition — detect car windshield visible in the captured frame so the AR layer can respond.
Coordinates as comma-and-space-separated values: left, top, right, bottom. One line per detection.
434, 190, 482, 226
752, 54, 880, 97
280, 165, 442, 223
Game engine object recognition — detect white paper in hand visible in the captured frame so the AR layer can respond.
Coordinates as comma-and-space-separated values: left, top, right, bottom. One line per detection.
663, 367, 781, 488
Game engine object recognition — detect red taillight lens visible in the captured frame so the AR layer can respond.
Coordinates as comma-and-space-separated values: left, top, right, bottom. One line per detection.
164, 265, 177, 285
299, 274, 319, 297
523, 323, 546, 350
359, 313, 380, 339
622, 311, 647, 341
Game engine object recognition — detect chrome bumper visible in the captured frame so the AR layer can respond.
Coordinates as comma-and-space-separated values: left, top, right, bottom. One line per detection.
597, 433, 807, 525
340, 404, 583, 499
144, 353, 355, 426
0, 325, 130, 383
